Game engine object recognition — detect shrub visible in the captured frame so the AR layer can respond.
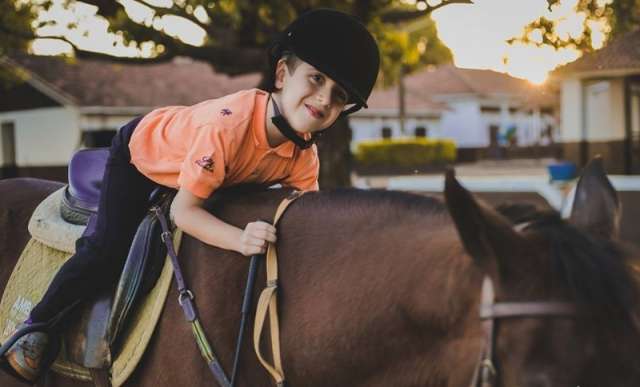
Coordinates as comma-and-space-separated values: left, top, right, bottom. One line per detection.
355, 138, 456, 168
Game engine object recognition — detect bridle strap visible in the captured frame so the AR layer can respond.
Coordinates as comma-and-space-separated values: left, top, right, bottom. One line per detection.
470, 277, 577, 387
481, 303, 577, 319
271, 98, 320, 149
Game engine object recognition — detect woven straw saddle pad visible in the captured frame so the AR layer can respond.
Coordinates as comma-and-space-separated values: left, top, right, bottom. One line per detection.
0, 187, 181, 386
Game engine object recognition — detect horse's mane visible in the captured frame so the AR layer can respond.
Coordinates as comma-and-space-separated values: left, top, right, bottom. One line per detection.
212, 185, 448, 220
305, 188, 447, 216
497, 202, 640, 333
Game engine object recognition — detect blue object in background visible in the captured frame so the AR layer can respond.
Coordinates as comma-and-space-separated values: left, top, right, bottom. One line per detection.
548, 161, 577, 181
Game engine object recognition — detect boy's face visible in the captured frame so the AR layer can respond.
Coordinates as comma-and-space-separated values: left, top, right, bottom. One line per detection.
274, 59, 349, 134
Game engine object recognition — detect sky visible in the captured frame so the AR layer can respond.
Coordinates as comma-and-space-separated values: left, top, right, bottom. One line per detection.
430, 0, 606, 84
31, 0, 607, 85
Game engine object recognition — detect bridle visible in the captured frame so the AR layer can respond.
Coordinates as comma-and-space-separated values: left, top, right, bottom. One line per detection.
470, 276, 578, 387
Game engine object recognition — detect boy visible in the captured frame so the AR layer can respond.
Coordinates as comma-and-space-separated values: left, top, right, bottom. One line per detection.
3, 8, 380, 382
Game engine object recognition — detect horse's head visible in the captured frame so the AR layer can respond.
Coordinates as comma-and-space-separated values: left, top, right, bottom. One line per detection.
444, 158, 640, 387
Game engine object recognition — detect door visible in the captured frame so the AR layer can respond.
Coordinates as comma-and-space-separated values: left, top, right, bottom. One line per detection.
1, 121, 17, 178
630, 82, 640, 174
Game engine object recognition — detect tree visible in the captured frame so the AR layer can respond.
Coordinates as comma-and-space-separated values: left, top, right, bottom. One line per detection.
511, 0, 640, 53
1, 0, 467, 187
0, 1, 38, 86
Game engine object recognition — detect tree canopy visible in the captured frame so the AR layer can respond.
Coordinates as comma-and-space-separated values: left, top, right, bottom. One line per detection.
2, 0, 460, 82
512, 0, 640, 53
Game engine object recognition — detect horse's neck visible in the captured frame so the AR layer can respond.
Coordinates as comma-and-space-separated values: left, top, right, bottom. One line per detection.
275, 203, 484, 386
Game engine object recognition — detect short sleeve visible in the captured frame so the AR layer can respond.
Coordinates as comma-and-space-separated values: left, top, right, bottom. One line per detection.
177, 124, 228, 199
282, 145, 320, 191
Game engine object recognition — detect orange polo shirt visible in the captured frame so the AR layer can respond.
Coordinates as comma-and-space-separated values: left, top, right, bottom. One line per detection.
128, 89, 319, 199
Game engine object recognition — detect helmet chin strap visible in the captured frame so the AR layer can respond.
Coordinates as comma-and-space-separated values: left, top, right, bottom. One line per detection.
271, 96, 320, 150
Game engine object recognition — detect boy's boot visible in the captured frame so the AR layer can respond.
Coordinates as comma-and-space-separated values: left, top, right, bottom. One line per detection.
5, 323, 49, 382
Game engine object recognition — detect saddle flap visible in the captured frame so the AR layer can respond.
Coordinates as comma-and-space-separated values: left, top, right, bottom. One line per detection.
65, 207, 167, 369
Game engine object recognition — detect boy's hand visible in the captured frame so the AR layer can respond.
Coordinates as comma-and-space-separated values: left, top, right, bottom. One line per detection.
239, 221, 277, 256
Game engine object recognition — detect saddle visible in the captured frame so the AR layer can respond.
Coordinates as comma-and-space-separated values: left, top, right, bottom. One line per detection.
58, 148, 168, 370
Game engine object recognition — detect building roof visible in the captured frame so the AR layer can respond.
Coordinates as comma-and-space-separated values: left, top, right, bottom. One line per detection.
365, 83, 448, 115
363, 64, 549, 115
3, 54, 550, 114
406, 64, 534, 97
3, 54, 260, 108
553, 28, 640, 78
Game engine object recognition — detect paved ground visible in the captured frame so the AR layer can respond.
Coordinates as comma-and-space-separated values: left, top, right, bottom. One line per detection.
353, 158, 553, 189
353, 159, 640, 248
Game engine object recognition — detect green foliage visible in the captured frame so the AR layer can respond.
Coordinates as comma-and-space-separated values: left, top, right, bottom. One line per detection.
355, 138, 457, 168
371, 13, 453, 87
1, 0, 455, 82
511, 0, 640, 53
0, 1, 38, 87
1, 0, 37, 56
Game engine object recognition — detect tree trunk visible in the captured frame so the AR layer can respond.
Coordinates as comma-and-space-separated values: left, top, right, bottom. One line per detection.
316, 116, 352, 188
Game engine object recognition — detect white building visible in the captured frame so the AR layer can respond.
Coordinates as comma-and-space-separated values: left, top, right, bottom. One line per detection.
552, 28, 640, 174
0, 55, 559, 180
351, 64, 559, 161
0, 55, 259, 180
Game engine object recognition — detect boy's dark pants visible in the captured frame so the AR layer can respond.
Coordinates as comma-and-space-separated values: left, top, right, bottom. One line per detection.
29, 116, 159, 323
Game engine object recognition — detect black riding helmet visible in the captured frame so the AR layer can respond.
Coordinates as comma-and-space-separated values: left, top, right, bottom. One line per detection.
267, 8, 380, 149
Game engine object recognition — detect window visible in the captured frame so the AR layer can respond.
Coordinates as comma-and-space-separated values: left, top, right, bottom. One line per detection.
82, 130, 117, 148
381, 127, 392, 139
1, 121, 16, 166
414, 126, 428, 138
480, 106, 500, 113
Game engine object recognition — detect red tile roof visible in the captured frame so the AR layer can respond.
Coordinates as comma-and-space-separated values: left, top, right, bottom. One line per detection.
5, 54, 549, 112
553, 28, 640, 76
366, 64, 546, 112
406, 64, 534, 97
365, 83, 448, 112
5, 54, 261, 107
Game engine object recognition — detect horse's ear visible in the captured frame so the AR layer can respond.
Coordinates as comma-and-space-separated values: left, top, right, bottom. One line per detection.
569, 156, 621, 239
444, 169, 526, 282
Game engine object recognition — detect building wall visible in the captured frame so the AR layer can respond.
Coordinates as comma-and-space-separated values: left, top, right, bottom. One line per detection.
560, 78, 582, 142
80, 114, 141, 132
351, 95, 557, 153
0, 107, 80, 167
559, 77, 629, 173
349, 115, 441, 151
560, 78, 626, 143
440, 99, 486, 147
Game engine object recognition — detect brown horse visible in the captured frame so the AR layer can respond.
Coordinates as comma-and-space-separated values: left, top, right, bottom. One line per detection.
0, 159, 639, 387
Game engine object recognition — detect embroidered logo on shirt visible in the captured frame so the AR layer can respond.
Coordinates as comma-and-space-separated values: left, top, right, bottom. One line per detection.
195, 156, 214, 172
221, 108, 232, 116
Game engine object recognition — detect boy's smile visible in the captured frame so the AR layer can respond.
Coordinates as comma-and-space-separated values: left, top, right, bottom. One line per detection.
267, 58, 349, 145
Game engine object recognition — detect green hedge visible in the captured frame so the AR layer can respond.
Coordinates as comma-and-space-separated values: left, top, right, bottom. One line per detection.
355, 138, 456, 167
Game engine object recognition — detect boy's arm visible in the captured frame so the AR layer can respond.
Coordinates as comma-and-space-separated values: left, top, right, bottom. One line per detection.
170, 187, 276, 256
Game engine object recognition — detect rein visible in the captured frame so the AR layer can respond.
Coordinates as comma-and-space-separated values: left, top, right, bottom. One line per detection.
153, 190, 304, 387
153, 202, 231, 387
470, 276, 577, 387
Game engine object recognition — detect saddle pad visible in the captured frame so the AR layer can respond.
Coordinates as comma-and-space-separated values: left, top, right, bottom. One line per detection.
0, 188, 181, 386
29, 187, 84, 254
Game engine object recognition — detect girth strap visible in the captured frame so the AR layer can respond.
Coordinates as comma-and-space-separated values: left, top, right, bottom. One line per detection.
253, 191, 305, 387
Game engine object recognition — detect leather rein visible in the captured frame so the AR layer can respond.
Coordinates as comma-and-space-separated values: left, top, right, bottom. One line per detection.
470, 276, 577, 387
